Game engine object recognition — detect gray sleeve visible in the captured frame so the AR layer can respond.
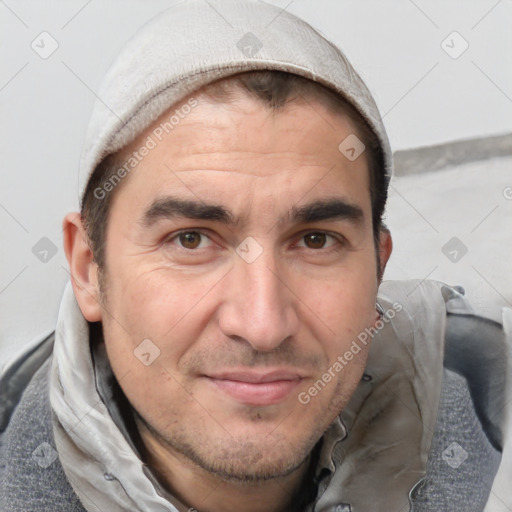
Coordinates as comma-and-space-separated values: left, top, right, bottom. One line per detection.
410, 368, 501, 512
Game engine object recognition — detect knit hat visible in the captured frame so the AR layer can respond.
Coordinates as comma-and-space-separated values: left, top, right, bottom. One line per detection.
78, 0, 392, 198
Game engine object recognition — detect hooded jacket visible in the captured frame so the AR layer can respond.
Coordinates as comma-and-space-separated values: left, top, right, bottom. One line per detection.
1, 279, 511, 511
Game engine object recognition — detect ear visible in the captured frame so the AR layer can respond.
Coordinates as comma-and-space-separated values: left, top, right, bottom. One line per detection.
62, 212, 103, 322
377, 227, 393, 280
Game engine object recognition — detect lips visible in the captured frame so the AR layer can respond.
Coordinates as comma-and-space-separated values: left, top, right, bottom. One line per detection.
204, 370, 304, 406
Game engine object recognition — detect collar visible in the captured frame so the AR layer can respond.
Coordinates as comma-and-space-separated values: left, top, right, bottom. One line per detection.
315, 415, 347, 479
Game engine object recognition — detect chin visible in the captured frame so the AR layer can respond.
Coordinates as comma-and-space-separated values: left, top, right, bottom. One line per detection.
164, 424, 319, 483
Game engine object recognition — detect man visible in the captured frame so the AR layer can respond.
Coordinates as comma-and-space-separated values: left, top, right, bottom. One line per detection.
1, 1, 510, 511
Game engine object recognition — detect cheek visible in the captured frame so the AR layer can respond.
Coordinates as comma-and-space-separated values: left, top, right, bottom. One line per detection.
102, 264, 228, 363
306, 264, 378, 335
300, 266, 378, 383
99, 269, 211, 416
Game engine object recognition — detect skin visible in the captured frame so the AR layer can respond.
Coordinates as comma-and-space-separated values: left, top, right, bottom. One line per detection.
64, 92, 392, 512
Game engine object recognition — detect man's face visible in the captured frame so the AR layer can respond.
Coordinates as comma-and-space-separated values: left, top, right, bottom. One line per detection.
97, 93, 387, 481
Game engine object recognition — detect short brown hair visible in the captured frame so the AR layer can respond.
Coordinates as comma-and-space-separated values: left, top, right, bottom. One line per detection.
81, 71, 388, 269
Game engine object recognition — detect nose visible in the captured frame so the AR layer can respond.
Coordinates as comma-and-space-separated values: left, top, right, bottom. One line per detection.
217, 252, 300, 352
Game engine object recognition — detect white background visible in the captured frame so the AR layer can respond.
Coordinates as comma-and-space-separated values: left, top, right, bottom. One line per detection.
1, 0, 511, 364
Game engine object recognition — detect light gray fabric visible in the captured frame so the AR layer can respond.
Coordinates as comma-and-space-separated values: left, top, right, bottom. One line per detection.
77, 0, 392, 197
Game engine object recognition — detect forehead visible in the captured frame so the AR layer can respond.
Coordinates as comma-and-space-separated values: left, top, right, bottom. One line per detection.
111, 94, 372, 218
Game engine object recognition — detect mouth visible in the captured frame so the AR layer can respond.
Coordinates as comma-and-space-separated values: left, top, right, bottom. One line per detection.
203, 370, 305, 406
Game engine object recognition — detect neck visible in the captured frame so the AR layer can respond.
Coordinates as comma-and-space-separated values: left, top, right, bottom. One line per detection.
135, 418, 312, 512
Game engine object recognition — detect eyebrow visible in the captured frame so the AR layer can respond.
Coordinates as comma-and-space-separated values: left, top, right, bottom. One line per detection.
139, 196, 364, 228
140, 197, 233, 227
288, 199, 364, 225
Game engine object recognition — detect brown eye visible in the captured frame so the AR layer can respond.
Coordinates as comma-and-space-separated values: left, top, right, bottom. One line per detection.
303, 233, 327, 249
179, 231, 202, 249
